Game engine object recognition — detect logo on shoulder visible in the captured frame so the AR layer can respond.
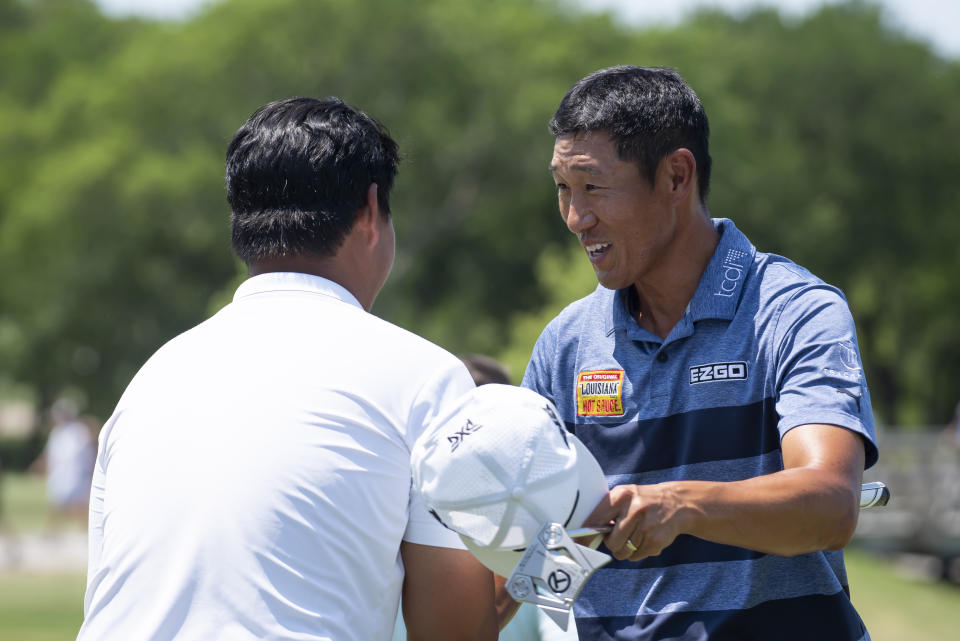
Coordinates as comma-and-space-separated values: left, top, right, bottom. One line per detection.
689, 362, 747, 384
837, 341, 862, 371
447, 419, 482, 452
576, 370, 625, 416
823, 341, 863, 382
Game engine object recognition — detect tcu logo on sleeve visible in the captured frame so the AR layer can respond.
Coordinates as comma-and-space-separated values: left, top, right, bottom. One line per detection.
689, 361, 747, 384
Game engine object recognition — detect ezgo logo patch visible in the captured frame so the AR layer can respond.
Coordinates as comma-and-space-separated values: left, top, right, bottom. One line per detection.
689, 362, 747, 384
576, 370, 624, 416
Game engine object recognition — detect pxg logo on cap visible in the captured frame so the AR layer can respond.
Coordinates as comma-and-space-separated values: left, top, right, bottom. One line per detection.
411, 384, 608, 579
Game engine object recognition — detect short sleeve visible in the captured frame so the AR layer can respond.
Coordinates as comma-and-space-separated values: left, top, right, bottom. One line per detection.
521, 321, 558, 404
774, 286, 878, 468
403, 359, 476, 547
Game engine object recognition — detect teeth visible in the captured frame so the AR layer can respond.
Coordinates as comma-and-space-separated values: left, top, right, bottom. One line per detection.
585, 242, 611, 253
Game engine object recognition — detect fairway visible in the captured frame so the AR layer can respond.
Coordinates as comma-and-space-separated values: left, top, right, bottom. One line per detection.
0, 571, 84, 641
3, 473, 959, 641
847, 547, 960, 641
2, 472, 54, 533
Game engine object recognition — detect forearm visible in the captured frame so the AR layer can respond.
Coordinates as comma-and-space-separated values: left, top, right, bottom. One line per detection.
591, 425, 867, 561
672, 465, 861, 556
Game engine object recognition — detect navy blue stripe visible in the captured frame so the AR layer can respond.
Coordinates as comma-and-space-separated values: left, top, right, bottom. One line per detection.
576, 590, 866, 641
599, 534, 764, 570
568, 397, 780, 475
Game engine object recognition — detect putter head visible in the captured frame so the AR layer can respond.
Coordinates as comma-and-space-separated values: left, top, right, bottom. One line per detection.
505, 522, 612, 630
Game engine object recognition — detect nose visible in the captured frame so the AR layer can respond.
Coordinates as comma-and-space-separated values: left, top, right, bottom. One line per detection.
564, 196, 595, 234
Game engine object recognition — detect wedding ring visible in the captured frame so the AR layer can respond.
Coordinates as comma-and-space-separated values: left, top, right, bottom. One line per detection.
625, 539, 638, 553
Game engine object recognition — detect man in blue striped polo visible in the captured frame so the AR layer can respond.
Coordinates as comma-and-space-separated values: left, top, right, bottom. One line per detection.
522, 66, 877, 641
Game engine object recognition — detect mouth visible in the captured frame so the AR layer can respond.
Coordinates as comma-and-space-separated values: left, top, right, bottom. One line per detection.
584, 241, 611, 262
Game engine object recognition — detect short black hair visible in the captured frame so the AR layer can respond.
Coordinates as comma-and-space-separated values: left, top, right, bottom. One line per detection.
459, 354, 512, 386
226, 97, 399, 262
549, 66, 712, 202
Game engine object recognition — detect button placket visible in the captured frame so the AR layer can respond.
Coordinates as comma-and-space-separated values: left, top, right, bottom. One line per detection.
651, 349, 670, 398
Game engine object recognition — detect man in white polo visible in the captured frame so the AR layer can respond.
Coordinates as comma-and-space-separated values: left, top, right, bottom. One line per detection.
78, 97, 498, 641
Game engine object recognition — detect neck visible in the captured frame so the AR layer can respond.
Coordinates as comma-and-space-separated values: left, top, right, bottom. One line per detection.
633, 211, 719, 339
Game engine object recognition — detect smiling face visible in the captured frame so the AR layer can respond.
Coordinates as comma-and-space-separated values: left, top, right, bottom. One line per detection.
550, 130, 678, 291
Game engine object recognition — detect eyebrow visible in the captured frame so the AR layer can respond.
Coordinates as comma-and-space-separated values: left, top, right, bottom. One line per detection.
548, 163, 601, 176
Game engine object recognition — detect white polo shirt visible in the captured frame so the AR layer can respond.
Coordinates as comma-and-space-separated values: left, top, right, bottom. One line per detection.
79, 273, 474, 641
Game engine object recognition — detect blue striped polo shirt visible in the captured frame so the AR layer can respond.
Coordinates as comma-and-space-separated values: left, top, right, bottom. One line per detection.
522, 218, 877, 641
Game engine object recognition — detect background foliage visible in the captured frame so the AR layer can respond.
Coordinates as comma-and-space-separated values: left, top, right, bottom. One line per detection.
1, 0, 958, 426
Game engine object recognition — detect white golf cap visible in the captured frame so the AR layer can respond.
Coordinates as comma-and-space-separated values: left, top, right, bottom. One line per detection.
411, 384, 609, 577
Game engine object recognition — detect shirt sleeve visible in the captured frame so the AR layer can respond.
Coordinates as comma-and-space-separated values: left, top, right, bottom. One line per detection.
84, 413, 117, 616
521, 321, 558, 404
403, 358, 476, 547
773, 285, 879, 468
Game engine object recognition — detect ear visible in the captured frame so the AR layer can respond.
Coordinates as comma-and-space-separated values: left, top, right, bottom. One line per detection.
662, 149, 697, 204
354, 183, 382, 248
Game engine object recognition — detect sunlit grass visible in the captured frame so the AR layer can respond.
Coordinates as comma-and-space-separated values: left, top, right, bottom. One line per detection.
1, 472, 51, 533
0, 571, 85, 641
847, 546, 960, 641
1, 473, 958, 641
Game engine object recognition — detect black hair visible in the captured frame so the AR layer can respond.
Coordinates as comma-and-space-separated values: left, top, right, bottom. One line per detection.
226, 96, 399, 262
549, 66, 712, 202
459, 354, 512, 386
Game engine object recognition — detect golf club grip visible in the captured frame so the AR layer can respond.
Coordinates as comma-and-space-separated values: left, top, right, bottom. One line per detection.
568, 482, 891, 538
859, 481, 890, 508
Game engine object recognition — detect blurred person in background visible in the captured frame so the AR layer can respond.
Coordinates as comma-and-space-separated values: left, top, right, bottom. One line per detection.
77, 97, 500, 641
524, 65, 878, 641
30, 397, 96, 530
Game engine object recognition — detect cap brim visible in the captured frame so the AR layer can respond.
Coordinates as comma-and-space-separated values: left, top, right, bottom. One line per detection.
461, 533, 524, 577
460, 433, 609, 577
567, 434, 609, 530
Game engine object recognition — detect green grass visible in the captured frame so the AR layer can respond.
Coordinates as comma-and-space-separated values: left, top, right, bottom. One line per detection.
1, 472, 52, 533
0, 550, 955, 641
0, 473, 86, 641
1, 471, 957, 641
0, 571, 85, 641
847, 546, 960, 641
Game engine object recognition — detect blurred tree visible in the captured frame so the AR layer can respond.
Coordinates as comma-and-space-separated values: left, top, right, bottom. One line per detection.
0, 0, 957, 426
667, 4, 960, 425
497, 239, 598, 383
502, 3, 960, 427
0, 0, 153, 413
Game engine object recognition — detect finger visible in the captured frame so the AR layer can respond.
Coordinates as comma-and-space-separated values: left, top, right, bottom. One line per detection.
595, 488, 640, 557
614, 528, 646, 561
626, 532, 646, 561
605, 519, 638, 559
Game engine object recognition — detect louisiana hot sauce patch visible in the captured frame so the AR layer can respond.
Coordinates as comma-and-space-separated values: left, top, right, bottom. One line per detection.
576, 370, 625, 416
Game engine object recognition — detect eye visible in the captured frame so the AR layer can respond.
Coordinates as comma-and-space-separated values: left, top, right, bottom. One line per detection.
555, 182, 568, 192
585, 183, 599, 191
